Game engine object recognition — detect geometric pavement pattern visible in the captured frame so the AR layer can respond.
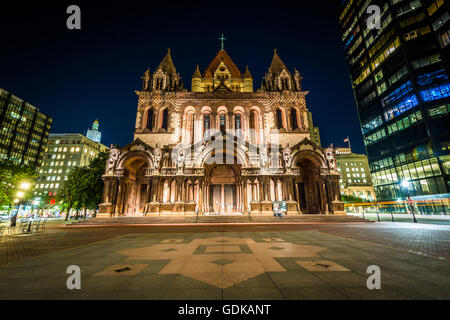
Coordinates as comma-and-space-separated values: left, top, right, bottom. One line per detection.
94, 236, 350, 288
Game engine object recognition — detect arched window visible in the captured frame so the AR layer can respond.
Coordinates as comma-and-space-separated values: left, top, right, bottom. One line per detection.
235, 113, 242, 137
186, 112, 194, 144
250, 110, 258, 144
219, 113, 226, 129
203, 113, 211, 137
276, 108, 284, 129
290, 108, 298, 130
161, 108, 169, 130
146, 108, 154, 130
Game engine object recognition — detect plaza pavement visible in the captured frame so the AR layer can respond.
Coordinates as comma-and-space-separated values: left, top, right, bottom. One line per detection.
0, 221, 449, 300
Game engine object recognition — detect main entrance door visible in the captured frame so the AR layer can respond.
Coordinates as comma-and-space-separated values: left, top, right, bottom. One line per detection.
209, 184, 236, 214
207, 165, 239, 215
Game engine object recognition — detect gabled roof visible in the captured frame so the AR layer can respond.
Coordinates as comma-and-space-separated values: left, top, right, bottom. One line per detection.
269, 49, 289, 75
203, 50, 242, 78
121, 138, 154, 153
155, 48, 177, 76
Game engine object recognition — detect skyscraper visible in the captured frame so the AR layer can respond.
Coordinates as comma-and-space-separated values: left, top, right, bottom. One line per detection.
86, 120, 102, 143
338, 0, 449, 203
0, 88, 52, 168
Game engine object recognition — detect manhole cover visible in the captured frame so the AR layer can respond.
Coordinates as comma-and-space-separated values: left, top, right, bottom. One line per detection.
269, 246, 285, 250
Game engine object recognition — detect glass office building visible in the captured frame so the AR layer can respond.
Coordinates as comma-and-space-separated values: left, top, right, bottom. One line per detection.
0, 88, 52, 168
338, 0, 449, 210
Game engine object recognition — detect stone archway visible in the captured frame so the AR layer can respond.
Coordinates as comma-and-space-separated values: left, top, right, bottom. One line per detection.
205, 164, 241, 215
292, 152, 327, 214
116, 154, 152, 216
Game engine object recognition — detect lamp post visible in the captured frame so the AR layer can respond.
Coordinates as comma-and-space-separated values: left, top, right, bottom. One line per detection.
10, 181, 31, 227
401, 180, 417, 223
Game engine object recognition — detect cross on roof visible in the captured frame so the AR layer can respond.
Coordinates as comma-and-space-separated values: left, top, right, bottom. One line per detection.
218, 33, 227, 51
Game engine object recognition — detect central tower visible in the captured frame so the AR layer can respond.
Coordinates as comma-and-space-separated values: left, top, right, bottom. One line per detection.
192, 50, 253, 93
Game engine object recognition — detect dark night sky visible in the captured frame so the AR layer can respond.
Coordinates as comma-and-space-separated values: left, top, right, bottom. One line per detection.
0, 1, 365, 154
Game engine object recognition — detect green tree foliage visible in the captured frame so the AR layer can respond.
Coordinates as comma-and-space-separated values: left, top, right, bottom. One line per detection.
57, 152, 108, 220
0, 160, 37, 206
341, 194, 369, 203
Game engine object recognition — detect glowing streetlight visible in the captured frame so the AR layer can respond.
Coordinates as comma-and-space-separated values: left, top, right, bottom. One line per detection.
17, 191, 25, 198
20, 182, 31, 190
400, 179, 417, 223
14, 199, 20, 203
401, 180, 410, 189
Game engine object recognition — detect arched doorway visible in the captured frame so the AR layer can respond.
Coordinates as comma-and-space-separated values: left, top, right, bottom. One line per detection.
293, 156, 326, 214
117, 155, 151, 216
207, 164, 239, 214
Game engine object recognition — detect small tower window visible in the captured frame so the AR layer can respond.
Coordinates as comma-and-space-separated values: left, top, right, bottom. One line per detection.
203, 113, 211, 137
276, 108, 284, 129
290, 108, 298, 130
146, 108, 154, 130
161, 108, 169, 130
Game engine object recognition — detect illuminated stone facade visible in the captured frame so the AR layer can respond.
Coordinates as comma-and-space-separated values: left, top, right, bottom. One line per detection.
98, 49, 344, 216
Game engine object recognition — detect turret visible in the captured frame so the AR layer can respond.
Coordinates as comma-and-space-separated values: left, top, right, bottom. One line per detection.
243, 65, 253, 92
262, 49, 302, 92
151, 49, 184, 92
191, 65, 203, 92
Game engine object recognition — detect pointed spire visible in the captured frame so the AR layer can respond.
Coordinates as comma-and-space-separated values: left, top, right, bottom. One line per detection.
269, 48, 289, 74
244, 65, 252, 78
192, 65, 202, 78
156, 48, 176, 76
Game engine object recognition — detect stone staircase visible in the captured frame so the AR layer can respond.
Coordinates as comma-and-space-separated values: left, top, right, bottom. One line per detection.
68, 214, 370, 226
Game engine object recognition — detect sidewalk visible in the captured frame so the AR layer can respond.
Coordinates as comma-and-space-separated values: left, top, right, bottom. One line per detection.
347, 213, 450, 225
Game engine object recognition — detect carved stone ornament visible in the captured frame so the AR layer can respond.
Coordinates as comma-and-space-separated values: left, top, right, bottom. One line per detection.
106, 148, 120, 174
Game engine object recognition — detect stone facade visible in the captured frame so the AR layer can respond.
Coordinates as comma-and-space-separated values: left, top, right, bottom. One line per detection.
98, 48, 344, 217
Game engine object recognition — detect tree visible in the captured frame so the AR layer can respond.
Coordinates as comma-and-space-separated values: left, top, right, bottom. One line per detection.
341, 194, 369, 203
0, 160, 37, 207
58, 152, 108, 220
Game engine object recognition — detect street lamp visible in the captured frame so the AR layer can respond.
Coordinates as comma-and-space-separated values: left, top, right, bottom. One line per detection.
10, 181, 32, 227
400, 180, 417, 223
20, 182, 31, 190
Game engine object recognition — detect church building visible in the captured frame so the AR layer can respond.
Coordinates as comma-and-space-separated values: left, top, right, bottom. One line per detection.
98, 46, 344, 217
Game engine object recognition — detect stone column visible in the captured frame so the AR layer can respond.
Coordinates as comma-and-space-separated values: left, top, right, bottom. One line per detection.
242, 178, 248, 213
198, 179, 203, 213
115, 180, 123, 214
101, 179, 110, 203
295, 182, 300, 212
146, 183, 151, 203
151, 179, 157, 202
288, 177, 294, 201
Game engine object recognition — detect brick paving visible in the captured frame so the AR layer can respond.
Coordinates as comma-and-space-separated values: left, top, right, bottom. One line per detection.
0, 223, 449, 300
315, 223, 450, 260
1, 221, 449, 266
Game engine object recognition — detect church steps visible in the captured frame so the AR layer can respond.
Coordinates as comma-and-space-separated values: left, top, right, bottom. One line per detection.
68, 215, 370, 226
